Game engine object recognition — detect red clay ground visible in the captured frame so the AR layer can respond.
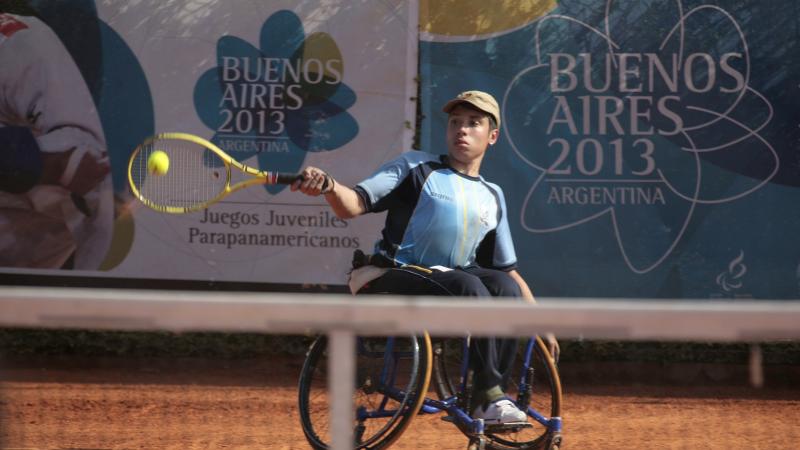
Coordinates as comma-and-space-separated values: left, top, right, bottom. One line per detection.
1, 355, 798, 449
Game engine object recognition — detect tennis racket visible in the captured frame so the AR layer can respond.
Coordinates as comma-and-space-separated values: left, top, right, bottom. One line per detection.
128, 132, 320, 214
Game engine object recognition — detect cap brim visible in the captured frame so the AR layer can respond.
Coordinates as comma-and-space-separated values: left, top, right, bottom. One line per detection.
442, 99, 500, 127
441, 99, 464, 114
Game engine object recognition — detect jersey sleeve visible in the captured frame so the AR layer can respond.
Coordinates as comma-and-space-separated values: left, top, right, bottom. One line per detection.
477, 184, 517, 271
354, 152, 436, 212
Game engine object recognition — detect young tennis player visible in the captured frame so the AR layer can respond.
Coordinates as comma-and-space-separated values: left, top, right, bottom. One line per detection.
292, 90, 553, 424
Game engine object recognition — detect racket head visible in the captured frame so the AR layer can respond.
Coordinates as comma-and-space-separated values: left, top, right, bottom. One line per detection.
127, 133, 232, 213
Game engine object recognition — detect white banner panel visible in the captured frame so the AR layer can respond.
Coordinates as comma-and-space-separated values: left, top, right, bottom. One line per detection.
0, 1, 417, 288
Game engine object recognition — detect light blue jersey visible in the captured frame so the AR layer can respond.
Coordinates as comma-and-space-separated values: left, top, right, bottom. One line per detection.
354, 152, 517, 270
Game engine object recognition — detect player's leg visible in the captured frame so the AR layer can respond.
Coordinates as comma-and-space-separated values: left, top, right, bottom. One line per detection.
434, 334, 563, 450
482, 336, 563, 450
462, 268, 563, 449
459, 267, 531, 424
364, 265, 477, 296
370, 267, 529, 424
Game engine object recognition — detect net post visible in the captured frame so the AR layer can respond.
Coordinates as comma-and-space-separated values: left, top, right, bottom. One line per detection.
329, 329, 356, 450
749, 343, 764, 388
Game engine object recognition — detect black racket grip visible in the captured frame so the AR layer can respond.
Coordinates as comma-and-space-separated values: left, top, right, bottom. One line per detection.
276, 172, 331, 191
276, 173, 304, 184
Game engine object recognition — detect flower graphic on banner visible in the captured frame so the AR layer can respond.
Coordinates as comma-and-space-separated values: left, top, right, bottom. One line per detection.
194, 9, 358, 194
503, 0, 778, 273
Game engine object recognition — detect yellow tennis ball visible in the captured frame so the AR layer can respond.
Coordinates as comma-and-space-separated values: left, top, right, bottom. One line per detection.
147, 150, 169, 175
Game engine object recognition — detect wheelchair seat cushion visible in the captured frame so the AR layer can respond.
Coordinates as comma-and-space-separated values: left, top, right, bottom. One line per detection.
349, 265, 389, 294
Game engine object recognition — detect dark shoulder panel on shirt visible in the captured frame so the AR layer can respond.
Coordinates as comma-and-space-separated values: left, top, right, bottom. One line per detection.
357, 154, 448, 212
476, 230, 518, 272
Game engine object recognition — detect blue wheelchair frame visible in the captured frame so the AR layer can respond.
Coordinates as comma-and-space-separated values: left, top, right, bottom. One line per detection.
357, 334, 562, 449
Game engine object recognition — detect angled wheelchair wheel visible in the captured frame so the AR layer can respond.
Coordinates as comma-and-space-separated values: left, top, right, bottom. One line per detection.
298, 333, 432, 450
433, 336, 562, 450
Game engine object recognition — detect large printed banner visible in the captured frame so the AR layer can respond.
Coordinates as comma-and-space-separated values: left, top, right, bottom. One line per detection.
0, 1, 416, 286
420, 0, 800, 299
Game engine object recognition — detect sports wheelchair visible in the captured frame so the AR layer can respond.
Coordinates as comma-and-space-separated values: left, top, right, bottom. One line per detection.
297, 266, 563, 449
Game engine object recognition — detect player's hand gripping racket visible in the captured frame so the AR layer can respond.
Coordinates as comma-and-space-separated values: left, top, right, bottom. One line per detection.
128, 132, 324, 213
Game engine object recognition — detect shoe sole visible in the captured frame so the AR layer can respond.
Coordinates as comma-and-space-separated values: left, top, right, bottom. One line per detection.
480, 419, 529, 425
485, 421, 533, 433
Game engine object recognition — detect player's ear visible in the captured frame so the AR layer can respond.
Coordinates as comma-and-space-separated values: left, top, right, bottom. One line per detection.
488, 127, 499, 145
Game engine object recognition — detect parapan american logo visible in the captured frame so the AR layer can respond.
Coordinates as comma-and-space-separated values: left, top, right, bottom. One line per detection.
194, 9, 358, 194
503, 1, 778, 273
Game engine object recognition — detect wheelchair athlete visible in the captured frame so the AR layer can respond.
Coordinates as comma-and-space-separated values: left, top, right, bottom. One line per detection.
292, 90, 557, 425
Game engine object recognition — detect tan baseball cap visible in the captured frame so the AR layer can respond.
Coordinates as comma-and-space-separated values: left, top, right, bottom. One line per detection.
442, 90, 501, 128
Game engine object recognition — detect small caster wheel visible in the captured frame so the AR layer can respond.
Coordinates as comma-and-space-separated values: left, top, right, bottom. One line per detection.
467, 436, 486, 450
547, 433, 562, 450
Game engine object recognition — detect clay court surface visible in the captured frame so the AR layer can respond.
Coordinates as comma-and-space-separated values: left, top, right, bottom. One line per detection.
1, 355, 799, 449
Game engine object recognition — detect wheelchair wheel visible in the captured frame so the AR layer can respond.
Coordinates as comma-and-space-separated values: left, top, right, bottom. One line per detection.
298, 333, 432, 450
433, 336, 562, 450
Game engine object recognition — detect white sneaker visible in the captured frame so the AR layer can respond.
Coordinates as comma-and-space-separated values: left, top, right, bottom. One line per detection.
472, 399, 527, 424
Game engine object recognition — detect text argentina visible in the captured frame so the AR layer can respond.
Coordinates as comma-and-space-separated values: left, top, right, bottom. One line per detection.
547, 185, 666, 205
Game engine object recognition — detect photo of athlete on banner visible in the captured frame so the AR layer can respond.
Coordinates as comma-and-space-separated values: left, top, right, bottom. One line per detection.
0, 10, 112, 270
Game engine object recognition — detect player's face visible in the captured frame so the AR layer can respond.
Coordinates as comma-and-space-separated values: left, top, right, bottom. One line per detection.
446, 105, 498, 174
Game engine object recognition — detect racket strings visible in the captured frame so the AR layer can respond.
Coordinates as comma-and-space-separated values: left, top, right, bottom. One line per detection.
130, 138, 228, 210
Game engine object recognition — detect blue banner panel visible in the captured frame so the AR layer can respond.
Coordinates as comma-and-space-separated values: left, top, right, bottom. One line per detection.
421, 0, 800, 299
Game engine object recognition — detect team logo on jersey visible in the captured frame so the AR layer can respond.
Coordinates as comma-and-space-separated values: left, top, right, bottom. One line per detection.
479, 205, 491, 228
430, 190, 454, 202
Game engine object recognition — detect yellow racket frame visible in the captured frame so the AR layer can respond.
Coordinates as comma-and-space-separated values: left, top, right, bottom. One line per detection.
128, 132, 287, 214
